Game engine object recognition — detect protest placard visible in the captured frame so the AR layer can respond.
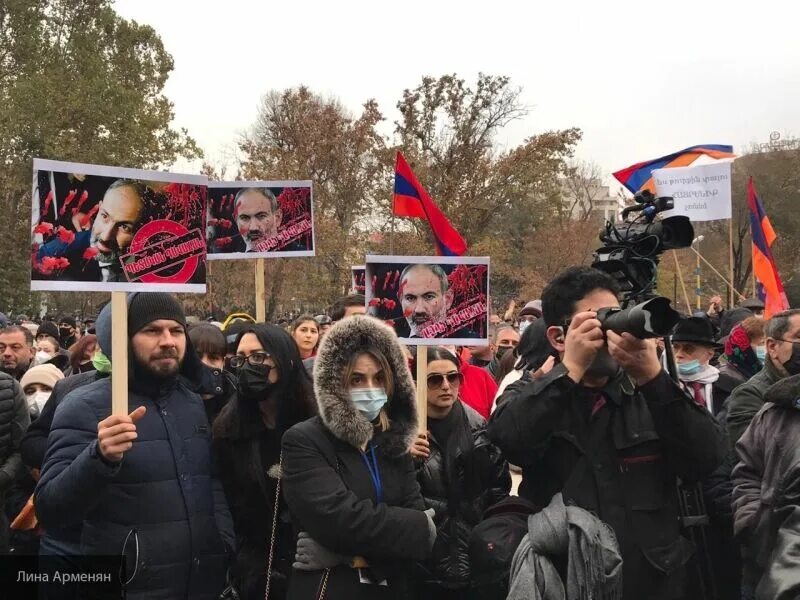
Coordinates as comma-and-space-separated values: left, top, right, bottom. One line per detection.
351, 265, 366, 294
654, 161, 732, 222
31, 159, 208, 293
206, 181, 315, 259
365, 255, 490, 346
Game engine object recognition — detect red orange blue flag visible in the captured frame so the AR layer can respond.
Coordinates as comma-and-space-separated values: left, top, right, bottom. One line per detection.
613, 144, 735, 194
747, 177, 788, 318
393, 152, 468, 256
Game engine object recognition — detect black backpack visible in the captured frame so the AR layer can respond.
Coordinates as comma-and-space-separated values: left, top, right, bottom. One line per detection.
468, 495, 540, 600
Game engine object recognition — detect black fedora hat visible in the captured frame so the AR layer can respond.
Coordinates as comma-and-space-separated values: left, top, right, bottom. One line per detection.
738, 297, 765, 311
672, 316, 722, 348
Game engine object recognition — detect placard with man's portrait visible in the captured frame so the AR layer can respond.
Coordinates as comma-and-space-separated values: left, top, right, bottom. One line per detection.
31, 159, 208, 293
206, 181, 315, 259
365, 255, 490, 346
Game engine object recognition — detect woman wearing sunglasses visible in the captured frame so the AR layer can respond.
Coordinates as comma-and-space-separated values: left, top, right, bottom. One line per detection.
281, 316, 436, 599
410, 346, 511, 600
213, 324, 316, 600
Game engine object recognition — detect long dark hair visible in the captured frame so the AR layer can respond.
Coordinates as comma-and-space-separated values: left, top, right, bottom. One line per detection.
515, 319, 553, 372
213, 323, 315, 441
425, 346, 481, 509
494, 350, 518, 385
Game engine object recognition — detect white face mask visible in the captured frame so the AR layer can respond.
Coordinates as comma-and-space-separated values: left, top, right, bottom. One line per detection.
34, 351, 53, 365
26, 391, 50, 416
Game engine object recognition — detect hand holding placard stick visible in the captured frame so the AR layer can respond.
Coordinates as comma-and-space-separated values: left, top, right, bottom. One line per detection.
409, 345, 431, 459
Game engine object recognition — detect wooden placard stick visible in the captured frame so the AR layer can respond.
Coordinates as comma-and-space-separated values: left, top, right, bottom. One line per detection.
111, 292, 128, 416
255, 258, 266, 323
416, 345, 428, 433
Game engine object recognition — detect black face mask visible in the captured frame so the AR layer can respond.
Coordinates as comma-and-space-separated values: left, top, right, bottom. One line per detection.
783, 342, 800, 376
59, 327, 72, 341
496, 345, 512, 360
237, 362, 276, 400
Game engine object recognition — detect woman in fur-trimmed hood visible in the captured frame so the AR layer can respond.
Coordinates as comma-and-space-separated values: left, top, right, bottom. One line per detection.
281, 316, 436, 600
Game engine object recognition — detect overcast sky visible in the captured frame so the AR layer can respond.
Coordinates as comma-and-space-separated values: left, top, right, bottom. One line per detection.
114, 0, 799, 186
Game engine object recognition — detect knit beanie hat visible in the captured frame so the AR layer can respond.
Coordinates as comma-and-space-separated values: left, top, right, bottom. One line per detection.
20, 364, 64, 391
94, 302, 113, 358
37, 321, 60, 342
127, 293, 186, 336
58, 314, 76, 328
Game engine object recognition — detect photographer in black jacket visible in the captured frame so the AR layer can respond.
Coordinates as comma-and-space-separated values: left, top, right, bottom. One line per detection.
488, 266, 726, 600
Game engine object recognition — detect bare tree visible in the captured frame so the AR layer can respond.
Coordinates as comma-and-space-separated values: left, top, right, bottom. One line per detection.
561, 160, 607, 222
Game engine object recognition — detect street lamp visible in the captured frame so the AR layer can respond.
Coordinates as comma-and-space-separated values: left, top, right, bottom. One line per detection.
692, 236, 705, 310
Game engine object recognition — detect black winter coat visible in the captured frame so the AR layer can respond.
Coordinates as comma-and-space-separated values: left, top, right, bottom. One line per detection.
415, 401, 509, 589
0, 371, 29, 553
733, 372, 800, 597
712, 363, 747, 418
283, 418, 431, 600
489, 364, 726, 600
283, 316, 433, 600
213, 407, 299, 600
0, 371, 29, 499
35, 375, 235, 600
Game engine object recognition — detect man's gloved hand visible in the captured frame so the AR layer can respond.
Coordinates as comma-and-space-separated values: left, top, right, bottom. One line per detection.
293, 532, 349, 571
424, 507, 437, 549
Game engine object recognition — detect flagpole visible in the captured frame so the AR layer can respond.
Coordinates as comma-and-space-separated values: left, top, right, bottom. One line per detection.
390, 212, 395, 254
672, 250, 692, 313
728, 218, 735, 307
689, 246, 746, 301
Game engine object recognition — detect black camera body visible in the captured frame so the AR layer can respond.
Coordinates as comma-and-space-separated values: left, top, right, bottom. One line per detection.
591, 190, 694, 336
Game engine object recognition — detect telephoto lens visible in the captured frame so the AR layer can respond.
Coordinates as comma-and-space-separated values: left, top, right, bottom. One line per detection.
596, 297, 680, 339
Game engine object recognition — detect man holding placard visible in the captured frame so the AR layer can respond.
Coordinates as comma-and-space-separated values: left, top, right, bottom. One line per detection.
35, 293, 234, 599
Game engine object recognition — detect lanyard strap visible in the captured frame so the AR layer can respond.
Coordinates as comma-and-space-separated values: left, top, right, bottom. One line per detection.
360, 443, 383, 504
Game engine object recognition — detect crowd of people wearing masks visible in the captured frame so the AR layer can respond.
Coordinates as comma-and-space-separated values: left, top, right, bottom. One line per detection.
0, 265, 796, 599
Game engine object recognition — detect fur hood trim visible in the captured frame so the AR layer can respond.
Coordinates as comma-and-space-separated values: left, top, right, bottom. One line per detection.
314, 316, 417, 457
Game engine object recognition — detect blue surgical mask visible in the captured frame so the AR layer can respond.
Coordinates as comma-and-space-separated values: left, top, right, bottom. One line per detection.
350, 388, 388, 422
677, 359, 702, 376
519, 321, 531, 335
755, 345, 767, 363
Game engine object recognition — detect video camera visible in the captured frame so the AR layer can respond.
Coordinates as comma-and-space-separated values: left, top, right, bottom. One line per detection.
591, 190, 694, 338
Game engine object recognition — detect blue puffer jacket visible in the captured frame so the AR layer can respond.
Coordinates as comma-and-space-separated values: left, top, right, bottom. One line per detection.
35, 370, 235, 599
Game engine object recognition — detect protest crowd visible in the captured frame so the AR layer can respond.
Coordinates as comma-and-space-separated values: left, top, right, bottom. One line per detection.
0, 264, 797, 600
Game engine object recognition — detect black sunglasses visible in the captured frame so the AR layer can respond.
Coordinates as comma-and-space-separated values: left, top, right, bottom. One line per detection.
427, 372, 463, 390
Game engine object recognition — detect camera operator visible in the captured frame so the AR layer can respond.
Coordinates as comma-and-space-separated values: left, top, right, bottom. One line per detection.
488, 266, 726, 600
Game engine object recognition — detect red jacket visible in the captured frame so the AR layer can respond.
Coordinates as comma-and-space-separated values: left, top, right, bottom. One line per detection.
459, 363, 497, 420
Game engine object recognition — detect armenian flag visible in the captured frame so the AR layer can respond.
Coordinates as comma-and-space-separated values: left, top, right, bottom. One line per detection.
614, 144, 735, 194
747, 177, 788, 318
393, 152, 468, 256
